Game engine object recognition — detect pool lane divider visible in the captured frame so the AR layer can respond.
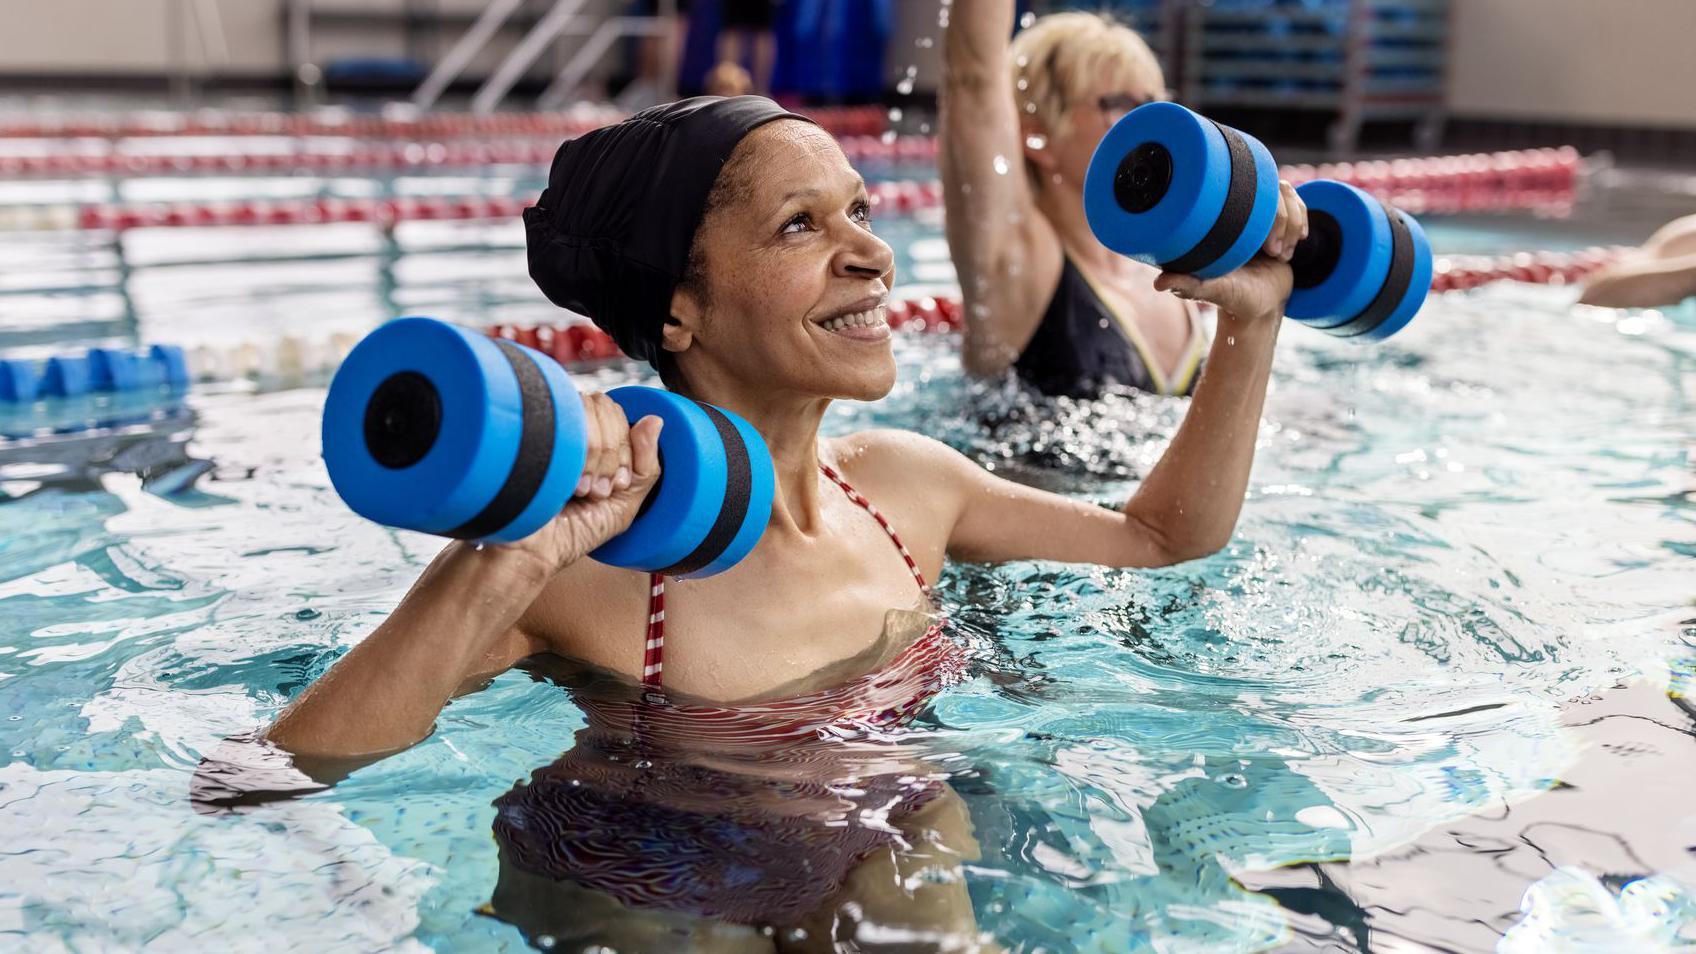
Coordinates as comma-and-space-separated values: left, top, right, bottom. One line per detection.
0, 134, 940, 177
0, 105, 889, 141
14, 158, 1578, 235
0, 247, 1627, 411
0, 344, 193, 440
0, 344, 189, 404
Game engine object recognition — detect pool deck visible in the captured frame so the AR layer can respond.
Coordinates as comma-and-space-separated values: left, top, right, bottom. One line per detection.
1238, 679, 1696, 951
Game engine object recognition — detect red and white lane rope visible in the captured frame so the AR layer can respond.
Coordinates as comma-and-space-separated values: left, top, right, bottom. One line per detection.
23, 246, 1620, 396
0, 134, 939, 178
1, 145, 1583, 233
1, 156, 1586, 234
483, 248, 1629, 365
0, 105, 889, 141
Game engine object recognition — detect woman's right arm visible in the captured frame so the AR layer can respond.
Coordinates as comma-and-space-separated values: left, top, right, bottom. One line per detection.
940, 0, 1062, 376
260, 395, 664, 763
261, 543, 553, 761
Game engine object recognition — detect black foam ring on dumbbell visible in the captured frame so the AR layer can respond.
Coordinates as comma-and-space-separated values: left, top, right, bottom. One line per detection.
445, 340, 556, 540
656, 403, 753, 578
1159, 121, 1259, 276
1329, 199, 1418, 338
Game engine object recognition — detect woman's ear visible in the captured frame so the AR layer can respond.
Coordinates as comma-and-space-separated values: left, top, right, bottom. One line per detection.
1020, 113, 1057, 175
663, 284, 705, 354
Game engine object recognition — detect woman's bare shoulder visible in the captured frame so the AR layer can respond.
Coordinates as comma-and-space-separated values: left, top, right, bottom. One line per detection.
518, 556, 650, 678
828, 429, 971, 479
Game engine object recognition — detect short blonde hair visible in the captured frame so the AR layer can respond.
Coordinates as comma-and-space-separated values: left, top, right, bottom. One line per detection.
1009, 11, 1165, 142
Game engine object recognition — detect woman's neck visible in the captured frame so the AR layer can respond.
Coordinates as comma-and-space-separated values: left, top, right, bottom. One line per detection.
682, 372, 831, 538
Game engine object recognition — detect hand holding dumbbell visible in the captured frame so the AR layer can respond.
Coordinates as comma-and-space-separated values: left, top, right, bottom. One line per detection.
322, 318, 774, 579
1085, 102, 1432, 341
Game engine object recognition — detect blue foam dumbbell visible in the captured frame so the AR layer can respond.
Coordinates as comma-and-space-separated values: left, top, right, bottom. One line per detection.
1084, 102, 1432, 341
321, 317, 774, 578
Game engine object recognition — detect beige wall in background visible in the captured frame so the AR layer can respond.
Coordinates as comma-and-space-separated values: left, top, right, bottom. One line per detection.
1446, 0, 1696, 128
0, 0, 614, 84
882, 0, 1696, 130
0, 0, 181, 73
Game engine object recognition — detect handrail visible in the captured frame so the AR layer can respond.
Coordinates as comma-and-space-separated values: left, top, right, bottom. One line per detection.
410, 0, 528, 111
536, 16, 669, 111
470, 0, 592, 115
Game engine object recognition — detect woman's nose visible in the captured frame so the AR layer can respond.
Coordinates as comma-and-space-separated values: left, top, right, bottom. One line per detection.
836, 227, 895, 281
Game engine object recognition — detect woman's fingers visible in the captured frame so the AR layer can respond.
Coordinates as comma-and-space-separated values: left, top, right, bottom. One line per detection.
628, 415, 664, 488
574, 395, 599, 497
1264, 182, 1292, 260
1280, 181, 1307, 260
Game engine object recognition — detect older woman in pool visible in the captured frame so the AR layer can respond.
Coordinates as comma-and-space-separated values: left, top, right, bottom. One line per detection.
259, 96, 1303, 950
940, 1, 1305, 398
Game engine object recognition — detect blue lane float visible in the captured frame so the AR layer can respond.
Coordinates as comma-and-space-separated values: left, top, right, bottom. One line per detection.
1085, 101, 1433, 341
0, 359, 40, 402
321, 317, 774, 578
0, 344, 191, 404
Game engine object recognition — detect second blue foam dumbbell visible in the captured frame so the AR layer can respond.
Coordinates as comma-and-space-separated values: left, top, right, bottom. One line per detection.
321, 317, 774, 578
1084, 102, 1432, 341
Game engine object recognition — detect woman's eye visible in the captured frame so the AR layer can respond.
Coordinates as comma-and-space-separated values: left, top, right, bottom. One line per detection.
781, 213, 812, 234
851, 202, 872, 224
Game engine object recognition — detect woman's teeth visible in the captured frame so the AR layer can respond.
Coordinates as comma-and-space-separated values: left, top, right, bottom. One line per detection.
820, 308, 886, 332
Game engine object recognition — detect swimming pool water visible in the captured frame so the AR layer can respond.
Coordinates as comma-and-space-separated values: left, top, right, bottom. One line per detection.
1, 175, 1694, 951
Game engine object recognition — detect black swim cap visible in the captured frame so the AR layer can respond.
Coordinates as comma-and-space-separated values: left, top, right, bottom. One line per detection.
523, 96, 815, 366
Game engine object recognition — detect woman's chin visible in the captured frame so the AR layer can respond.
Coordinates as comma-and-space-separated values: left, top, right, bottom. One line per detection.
816, 365, 896, 404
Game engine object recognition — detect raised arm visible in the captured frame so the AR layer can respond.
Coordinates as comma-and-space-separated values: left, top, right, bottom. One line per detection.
939, 0, 1063, 376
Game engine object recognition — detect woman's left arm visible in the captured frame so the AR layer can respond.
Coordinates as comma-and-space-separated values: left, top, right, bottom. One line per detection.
945, 306, 1278, 568
900, 185, 1308, 569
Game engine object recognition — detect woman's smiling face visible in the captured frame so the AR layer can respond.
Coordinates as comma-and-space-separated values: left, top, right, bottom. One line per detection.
665, 120, 898, 404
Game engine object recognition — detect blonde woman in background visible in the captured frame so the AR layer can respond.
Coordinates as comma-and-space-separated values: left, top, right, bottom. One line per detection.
941, 3, 1304, 398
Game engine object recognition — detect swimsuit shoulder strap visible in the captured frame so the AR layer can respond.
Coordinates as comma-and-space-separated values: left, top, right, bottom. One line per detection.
641, 462, 930, 690
817, 462, 931, 593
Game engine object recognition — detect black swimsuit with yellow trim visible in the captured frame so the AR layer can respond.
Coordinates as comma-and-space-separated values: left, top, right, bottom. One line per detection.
1013, 253, 1206, 399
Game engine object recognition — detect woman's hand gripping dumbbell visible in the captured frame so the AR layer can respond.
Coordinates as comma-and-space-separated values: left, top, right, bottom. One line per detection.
322, 317, 775, 579
1085, 102, 1433, 341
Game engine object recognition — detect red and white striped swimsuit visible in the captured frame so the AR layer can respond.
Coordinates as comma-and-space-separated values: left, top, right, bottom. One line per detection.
489, 464, 972, 927
595, 461, 969, 748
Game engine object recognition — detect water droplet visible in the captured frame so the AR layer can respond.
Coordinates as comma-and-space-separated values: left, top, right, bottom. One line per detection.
1227, 336, 1236, 346
888, 107, 904, 122
1019, 11, 1036, 27
915, 36, 934, 49
897, 78, 915, 95
473, 542, 485, 551
992, 155, 1009, 175
1025, 134, 1047, 151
